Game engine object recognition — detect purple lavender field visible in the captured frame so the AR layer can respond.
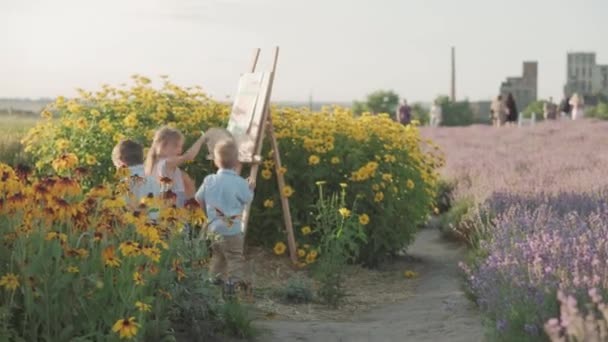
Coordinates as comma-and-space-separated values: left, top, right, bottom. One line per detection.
422, 120, 608, 341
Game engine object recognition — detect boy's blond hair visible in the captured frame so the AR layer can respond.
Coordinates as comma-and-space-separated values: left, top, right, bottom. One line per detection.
112, 140, 144, 167
214, 139, 239, 169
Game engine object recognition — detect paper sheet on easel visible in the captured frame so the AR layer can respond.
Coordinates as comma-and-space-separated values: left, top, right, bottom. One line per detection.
226, 72, 272, 163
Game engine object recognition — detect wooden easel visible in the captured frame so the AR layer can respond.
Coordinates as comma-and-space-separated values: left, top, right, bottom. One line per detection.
236, 47, 298, 264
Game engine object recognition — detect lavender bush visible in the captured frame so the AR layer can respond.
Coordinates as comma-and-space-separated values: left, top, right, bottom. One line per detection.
422, 120, 608, 341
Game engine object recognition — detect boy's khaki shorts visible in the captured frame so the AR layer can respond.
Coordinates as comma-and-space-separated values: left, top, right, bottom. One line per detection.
209, 234, 245, 282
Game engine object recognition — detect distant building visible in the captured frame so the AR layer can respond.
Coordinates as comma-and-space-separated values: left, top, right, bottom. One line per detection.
564, 52, 608, 97
499, 61, 538, 111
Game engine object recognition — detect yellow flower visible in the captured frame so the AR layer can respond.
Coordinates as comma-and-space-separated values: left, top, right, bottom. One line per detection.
297, 249, 306, 258
372, 184, 380, 191
123, 113, 138, 128
85, 154, 97, 166
305, 250, 318, 264
113, 133, 126, 143
359, 214, 370, 225
261, 169, 272, 180
301, 226, 312, 235
374, 192, 384, 202
278, 166, 287, 175
135, 301, 152, 312
112, 317, 139, 340
330, 157, 340, 164
76, 117, 88, 130
133, 272, 145, 286
404, 270, 418, 279
99, 119, 113, 133
273, 242, 287, 255
282, 186, 294, 198
45, 231, 68, 243
382, 173, 393, 183
90, 109, 100, 117
308, 155, 320, 165
41, 110, 53, 119
102, 246, 121, 268
67, 266, 80, 274
339, 208, 351, 218
0, 273, 19, 291
263, 199, 274, 208
142, 246, 161, 263
406, 179, 415, 190
55, 139, 70, 151
119, 241, 141, 257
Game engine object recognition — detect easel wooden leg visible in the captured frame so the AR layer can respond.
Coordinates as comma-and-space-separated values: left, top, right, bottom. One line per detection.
267, 118, 298, 265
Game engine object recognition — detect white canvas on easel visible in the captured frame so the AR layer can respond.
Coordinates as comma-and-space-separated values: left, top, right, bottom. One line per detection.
227, 72, 272, 163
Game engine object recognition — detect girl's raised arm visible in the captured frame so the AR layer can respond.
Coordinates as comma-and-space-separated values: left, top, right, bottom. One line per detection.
165, 132, 207, 170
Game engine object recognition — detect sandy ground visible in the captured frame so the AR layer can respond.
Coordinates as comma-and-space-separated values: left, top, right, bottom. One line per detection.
254, 228, 484, 342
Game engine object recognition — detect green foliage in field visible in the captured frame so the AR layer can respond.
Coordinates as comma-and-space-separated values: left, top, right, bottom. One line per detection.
352, 90, 399, 116
436, 96, 476, 127
0, 116, 38, 165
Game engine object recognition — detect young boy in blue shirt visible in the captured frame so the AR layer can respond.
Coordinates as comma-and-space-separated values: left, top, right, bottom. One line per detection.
195, 139, 255, 284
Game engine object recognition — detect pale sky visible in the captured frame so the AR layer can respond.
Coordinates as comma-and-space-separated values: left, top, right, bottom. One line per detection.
1, 0, 607, 102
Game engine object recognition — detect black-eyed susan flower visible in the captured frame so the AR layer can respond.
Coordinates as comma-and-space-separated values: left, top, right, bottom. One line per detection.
359, 214, 370, 225
142, 246, 161, 263
301, 226, 312, 235
374, 192, 384, 202
308, 155, 320, 165
66, 266, 80, 274
297, 249, 306, 258
135, 301, 151, 312
0, 273, 19, 291
273, 242, 286, 255
263, 199, 274, 208
133, 271, 145, 286
112, 317, 139, 340
330, 157, 340, 164
282, 186, 294, 198
102, 246, 121, 268
406, 179, 415, 190
119, 241, 141, 257
261, 169, 272, 180
338, 207, 351, 218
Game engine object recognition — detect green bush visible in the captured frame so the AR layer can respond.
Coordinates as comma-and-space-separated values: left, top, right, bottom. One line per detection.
312, 184, 366, 307
435, 179, 456, 214
23, 77, 442, 267
587, 102, 608, 120
277, 276, 314, 304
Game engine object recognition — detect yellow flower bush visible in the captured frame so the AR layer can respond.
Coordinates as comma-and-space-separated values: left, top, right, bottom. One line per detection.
23, 77, 444, 265
0, 162, 212, 340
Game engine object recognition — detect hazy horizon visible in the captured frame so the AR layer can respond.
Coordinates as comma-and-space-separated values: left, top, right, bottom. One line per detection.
1, 0, 607, 103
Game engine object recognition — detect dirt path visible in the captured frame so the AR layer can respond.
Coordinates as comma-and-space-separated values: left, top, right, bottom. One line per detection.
255, 228, 484, 342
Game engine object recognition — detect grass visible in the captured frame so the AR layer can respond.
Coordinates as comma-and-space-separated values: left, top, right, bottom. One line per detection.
0, 115, 38, 165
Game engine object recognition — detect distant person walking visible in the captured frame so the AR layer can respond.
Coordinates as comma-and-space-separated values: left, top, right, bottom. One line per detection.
429, 100, 442, 127
559, 95, 571, 118
569, 93, 585, 120
505, 93, 518, 125
543, 97, 558, 120
396, 99, 411, 125
490, 95, 506, 127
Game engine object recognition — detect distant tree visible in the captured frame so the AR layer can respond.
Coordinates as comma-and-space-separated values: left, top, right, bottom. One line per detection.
352, 101, 369, 115
522, 100, 544, 121
352, 90, 399, 116
436, 95, 475, 126
411, 103, 429, 125
587, 102, 608, 120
